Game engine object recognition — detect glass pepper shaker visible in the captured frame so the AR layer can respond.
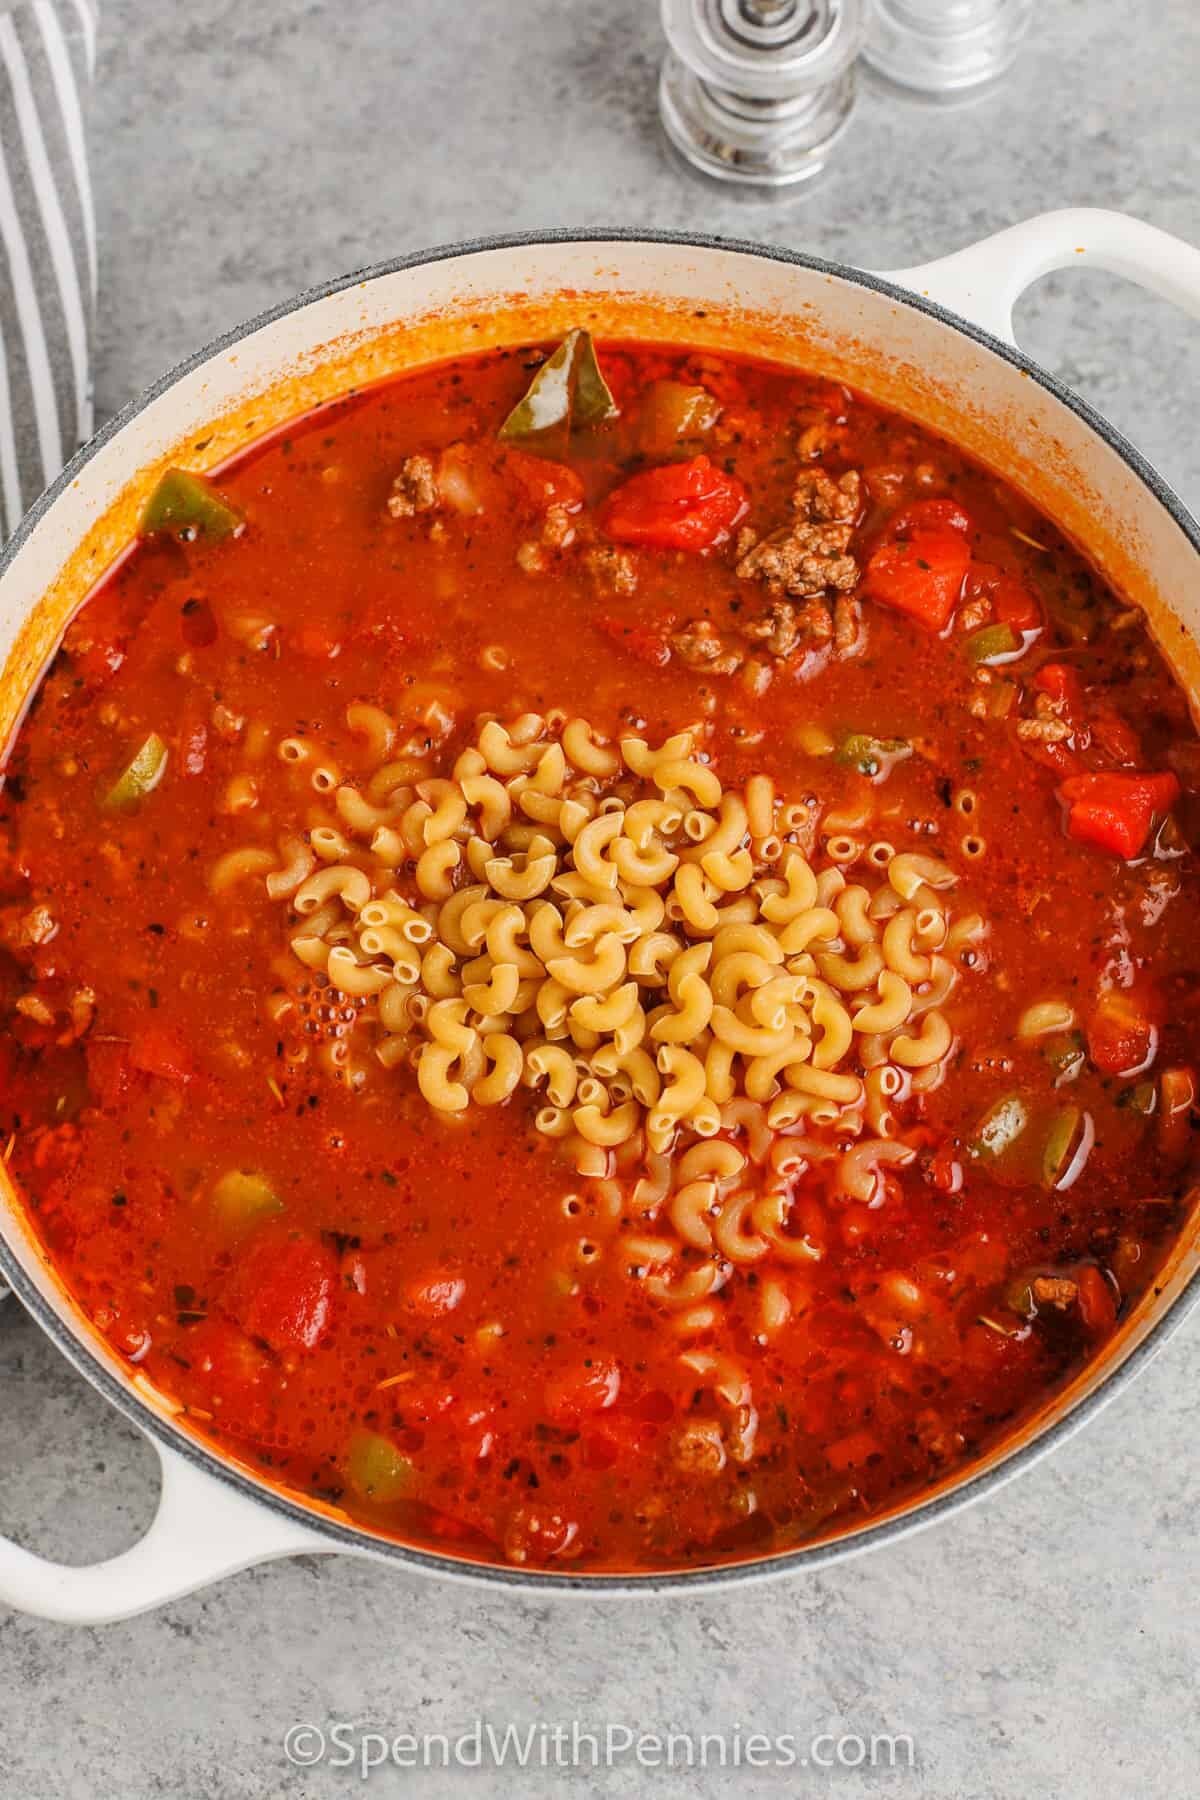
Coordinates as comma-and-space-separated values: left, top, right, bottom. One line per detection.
659, 0, 867, 189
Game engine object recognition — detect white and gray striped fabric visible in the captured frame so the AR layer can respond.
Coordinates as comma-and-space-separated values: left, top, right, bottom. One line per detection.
0, 0, 95, 538
0, 0, 94, 1304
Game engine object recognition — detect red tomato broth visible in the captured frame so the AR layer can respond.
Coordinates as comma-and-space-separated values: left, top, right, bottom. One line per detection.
0, 337, 1197, 1572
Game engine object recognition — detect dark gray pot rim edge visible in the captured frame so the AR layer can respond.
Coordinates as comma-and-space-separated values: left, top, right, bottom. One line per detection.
2, 225, 1198, 1598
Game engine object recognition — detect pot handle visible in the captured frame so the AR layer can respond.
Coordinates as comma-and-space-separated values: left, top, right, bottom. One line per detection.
0, 1436, 331, 1623
881, 206, 1200, 347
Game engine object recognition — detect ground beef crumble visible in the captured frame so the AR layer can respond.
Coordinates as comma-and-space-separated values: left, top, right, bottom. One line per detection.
585, 543, 638, 597
735, 468, 861, 600
1031, 1276, 1079, 1311
386, 454, 438, 517
670, 619, 741, 675
672, 467, 864, 677
1016, 690, 1073, 743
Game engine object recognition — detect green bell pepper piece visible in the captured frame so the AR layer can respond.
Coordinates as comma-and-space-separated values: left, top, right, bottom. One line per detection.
140, 468, 243, 541
834, 733, 912, 780
965, 621, 1022, 665
211, 1169, 284, 1233
104, 733, 168, 810
346, 1430, 416, 1504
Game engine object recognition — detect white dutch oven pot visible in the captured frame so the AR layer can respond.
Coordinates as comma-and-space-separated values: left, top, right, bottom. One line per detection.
2, 208, 1200, 1622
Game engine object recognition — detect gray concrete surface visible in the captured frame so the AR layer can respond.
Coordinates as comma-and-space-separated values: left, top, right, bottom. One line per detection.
2, 1, 1199, 1794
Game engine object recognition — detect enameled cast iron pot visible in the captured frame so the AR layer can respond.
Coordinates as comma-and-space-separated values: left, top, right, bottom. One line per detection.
3, 208, 1200, 1622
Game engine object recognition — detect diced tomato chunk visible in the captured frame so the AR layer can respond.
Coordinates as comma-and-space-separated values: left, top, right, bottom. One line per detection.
594, 614, 672, 668
128, 1024, 192, 1085
863, 530, 970, 630
1075, 1265, 1117, 1338
1088, 704, 1142, 767
962, 1320, 1040, 1379
990, 574, 1042, 633
86, 1039, 131, 1110
1033, 661, 1084, 713
74, 636, 127, 688
292, 621, 342, 660
582, 1396, 669, 1470
406, 1272, 466, 1317
599, 455, 748, 552
180, 1317, 276, 1434
544, 1356, 621, 1425
221, 1224, 338, 1353
890, 497, 973, 538
1022, 737, 1083, 781
1058, 770, 1179, 859
504, 448, 585, 511
1086, 989, 1156, 1077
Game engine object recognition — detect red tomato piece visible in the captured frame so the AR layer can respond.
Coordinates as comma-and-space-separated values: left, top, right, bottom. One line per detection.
1089, 704, 1142, 767
1023, 737, 1084, 781
1058, 770, 1179, 858
181, 1318, 276, 1434
1033, 661, 1085, 714
863, 530, 970, 630
406, 1272, 466, 1317
581, 1397, 669, 1470
128, 1024, 192, 1085
504, 448, 585, 511
990, 574, 1042, 633
1075, 1265, 1117, 1338
222, 1225, 338, 1354
74, 636, 127, 688
544, 1356, 621, 1425
599, 455, 748, 552
890, 497, 973, 538
1086, 989, 1157, 1077
594, 614, 672, 668
85, 1039, 131, 1110
292, 621, 342, 660
961, 1321, 1039, 1379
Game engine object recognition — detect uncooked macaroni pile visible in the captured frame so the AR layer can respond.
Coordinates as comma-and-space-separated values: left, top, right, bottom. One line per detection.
252, 712, 979, 1210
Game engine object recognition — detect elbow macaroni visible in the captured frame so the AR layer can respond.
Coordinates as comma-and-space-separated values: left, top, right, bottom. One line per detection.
258, 711, 980, 1312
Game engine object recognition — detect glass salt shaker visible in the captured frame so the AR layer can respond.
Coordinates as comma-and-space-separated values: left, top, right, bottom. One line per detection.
862, 0, 1033, 99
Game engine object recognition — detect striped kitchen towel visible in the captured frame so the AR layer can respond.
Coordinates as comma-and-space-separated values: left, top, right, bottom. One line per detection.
0, 0, 93, 1301
0, 0, 96, 538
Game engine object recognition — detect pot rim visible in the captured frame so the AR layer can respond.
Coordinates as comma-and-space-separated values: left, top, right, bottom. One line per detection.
3, 225, 1199, 1594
